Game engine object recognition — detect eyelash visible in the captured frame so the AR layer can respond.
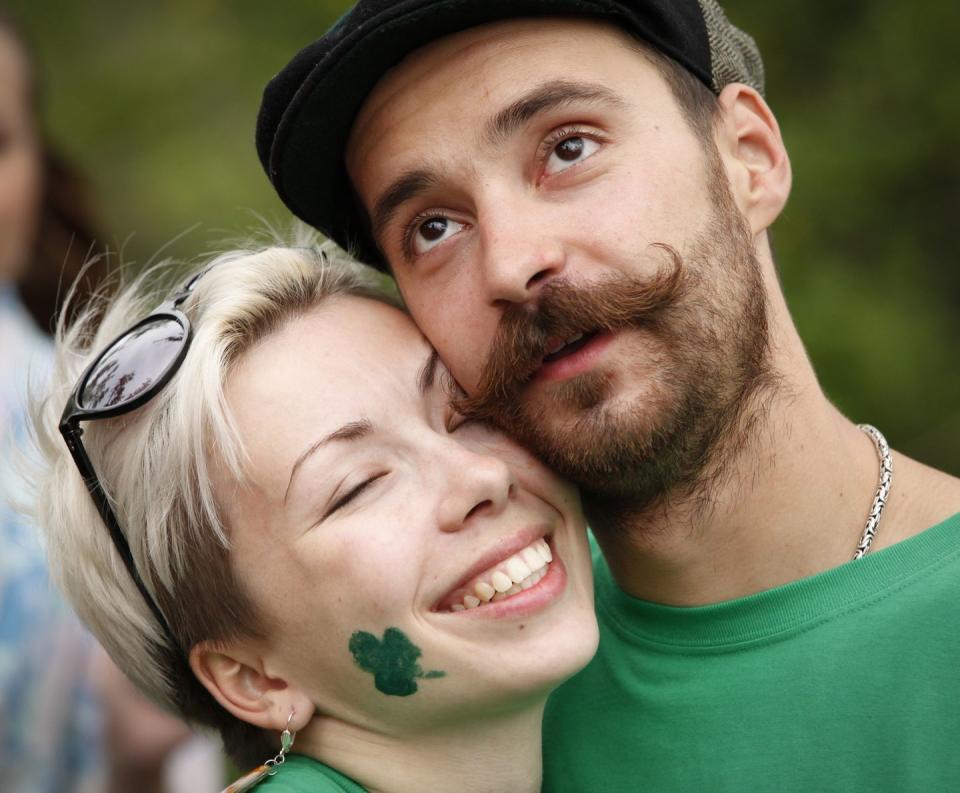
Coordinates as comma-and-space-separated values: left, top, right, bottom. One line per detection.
539, 124, 601, 164
325, 472, 387, 518
401, 208, 452, 261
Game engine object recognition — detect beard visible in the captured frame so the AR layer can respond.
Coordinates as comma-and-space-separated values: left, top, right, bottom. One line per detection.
453, 146, 774, 513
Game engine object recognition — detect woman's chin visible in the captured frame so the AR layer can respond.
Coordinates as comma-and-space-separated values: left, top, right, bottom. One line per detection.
415, 534, 598, 713
417, 606, 599, 719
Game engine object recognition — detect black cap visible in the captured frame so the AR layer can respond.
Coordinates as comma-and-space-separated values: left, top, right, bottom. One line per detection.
256, 0, 763, 268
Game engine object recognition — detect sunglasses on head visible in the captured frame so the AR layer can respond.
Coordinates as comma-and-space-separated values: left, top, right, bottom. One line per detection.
59, 268, 209, 651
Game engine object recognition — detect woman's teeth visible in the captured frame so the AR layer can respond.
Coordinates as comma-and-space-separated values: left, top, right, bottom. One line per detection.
448, 539, 553, 612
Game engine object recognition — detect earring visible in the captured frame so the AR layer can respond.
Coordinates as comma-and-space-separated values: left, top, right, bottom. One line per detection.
221, 709, 297, 793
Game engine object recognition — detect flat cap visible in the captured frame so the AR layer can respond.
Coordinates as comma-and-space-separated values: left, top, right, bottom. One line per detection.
256, 0, 763, 267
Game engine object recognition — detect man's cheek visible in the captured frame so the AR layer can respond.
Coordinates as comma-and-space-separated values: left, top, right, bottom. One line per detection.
443, 338, 487, 395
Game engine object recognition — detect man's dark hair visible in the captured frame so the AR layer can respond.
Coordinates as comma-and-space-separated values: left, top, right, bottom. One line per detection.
633, 37, 723, 141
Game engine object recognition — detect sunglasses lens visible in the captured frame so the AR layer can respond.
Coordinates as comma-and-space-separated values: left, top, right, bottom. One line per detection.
79, 317, 187, 410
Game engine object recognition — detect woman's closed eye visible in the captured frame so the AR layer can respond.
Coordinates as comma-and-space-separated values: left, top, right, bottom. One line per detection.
325, 472, 388, 518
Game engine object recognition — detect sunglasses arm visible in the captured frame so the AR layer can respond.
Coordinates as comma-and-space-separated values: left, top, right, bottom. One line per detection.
59, 418, 179, 648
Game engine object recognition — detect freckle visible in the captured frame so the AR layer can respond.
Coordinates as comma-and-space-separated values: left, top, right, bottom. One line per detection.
518, 624, 525, 631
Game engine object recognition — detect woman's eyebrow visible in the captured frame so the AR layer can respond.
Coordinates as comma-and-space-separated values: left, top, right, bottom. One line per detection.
284, 419, 373, 503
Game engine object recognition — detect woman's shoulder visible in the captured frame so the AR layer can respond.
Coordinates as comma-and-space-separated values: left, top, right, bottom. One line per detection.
234, 754, 368, 792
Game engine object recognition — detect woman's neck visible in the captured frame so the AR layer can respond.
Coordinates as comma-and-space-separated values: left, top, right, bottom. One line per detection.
297, 700, 547, 793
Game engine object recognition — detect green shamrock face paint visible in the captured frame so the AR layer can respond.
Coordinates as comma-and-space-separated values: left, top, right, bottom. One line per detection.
349, 627, 446, 696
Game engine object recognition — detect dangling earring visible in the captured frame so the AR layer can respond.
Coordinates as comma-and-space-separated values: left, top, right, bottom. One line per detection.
221, 709, 297, 793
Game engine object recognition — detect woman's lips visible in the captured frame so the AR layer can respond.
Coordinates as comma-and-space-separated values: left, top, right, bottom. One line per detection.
435, 537, 562, 615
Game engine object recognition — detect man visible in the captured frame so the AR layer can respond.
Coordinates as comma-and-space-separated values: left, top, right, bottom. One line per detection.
255, 1, 960, 790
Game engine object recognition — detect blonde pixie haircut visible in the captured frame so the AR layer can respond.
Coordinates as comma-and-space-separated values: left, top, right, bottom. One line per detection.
29, 233, 397, 764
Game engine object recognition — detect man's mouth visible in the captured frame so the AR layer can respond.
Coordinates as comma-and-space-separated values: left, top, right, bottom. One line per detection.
437, 538, 554, 613
542, 331, 598, 364
535, 330, 614, 383
458, 267, 684, 419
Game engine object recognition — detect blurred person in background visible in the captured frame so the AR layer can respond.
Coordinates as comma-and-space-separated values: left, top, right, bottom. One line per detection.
0, 11, 219, 792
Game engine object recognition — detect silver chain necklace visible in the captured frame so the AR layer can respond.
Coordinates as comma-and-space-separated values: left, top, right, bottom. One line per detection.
853, 424, 893, 559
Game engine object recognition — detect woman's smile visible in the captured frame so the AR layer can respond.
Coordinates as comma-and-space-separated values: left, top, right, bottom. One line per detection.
435, 533, 562, 615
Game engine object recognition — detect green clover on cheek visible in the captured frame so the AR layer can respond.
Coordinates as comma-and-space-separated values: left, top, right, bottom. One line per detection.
349, 627, 446, 696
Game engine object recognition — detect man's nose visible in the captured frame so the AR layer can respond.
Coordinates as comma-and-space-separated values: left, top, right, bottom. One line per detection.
478, 198, 566, 307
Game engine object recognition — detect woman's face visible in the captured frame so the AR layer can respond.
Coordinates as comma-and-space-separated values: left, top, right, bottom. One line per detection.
0, 31, 41, 283
219, 296, 597, 731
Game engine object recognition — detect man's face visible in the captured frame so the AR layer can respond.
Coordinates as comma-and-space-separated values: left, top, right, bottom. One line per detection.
347, 18, 771, 501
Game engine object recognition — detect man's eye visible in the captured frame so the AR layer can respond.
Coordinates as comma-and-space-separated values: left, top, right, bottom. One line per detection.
544, 135, 601, 176
411, 216, 465, 255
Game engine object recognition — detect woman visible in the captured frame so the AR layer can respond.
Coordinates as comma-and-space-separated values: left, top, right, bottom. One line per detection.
30, 239, 599, 791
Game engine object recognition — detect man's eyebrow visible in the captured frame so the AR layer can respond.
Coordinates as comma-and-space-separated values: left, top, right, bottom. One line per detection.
417, 349, 440, 396
368, 81, 623, 244
284, 419, 373, 503
485, 80, 626, 145
371, 169, 439, 246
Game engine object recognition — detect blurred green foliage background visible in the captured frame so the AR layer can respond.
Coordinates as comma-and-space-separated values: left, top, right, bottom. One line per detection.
6, 0, 959, 473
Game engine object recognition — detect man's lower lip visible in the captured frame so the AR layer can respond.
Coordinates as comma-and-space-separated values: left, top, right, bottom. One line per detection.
535, 331, 615, 382
447, 556, 567, 619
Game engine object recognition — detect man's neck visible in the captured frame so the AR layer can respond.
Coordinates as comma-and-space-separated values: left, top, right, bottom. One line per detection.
586, 392, 880, 604
299, 701, 545, 793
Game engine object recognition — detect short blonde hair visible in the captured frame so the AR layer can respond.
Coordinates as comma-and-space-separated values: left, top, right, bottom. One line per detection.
28, 231, 397, 763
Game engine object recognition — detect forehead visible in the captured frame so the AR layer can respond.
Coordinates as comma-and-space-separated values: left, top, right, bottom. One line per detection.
347, 17, 651, 165
229, 297, 429, 442
223, 295, 428, 490
235, 296, 425, 400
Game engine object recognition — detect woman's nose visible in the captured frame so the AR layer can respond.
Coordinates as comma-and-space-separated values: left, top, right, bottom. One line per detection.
434, 439, 518, 533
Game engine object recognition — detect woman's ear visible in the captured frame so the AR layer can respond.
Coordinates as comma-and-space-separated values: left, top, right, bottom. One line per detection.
189, 641, 314, 732
714, 83, 792, 235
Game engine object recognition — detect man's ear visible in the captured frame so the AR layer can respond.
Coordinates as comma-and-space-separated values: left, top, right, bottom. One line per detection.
714, 83, 792, 234
189, 641, 315, 733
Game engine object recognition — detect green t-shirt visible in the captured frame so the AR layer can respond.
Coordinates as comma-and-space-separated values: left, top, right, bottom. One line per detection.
252, 754, 367, 792
543, 512, 960, 792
